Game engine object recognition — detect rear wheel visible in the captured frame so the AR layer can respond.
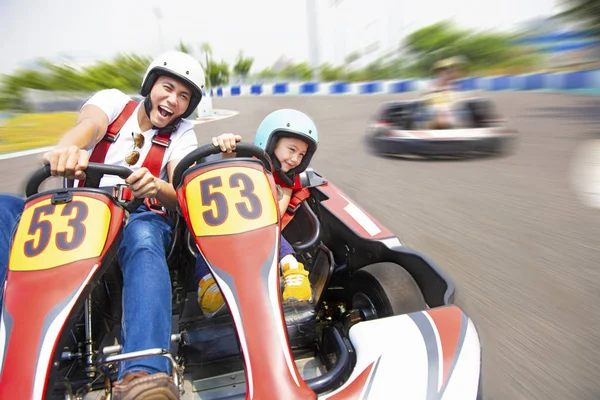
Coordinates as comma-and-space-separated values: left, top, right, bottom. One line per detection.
347, 262, 427, 319
464, 98, 497, 127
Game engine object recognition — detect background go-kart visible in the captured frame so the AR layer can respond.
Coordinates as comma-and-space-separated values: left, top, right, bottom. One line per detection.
2, 91, 599, 400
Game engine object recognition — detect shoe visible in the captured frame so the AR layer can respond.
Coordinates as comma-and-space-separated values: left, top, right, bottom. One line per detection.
111, 371, 178, 400
282, 262, 313, 302
198, 275, 226, 318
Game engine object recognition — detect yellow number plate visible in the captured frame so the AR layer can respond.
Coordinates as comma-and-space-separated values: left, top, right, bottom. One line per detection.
9, 197, 111, 271
186, 166, 278, 237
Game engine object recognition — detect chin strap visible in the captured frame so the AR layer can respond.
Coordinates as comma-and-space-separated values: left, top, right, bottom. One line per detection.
270, 154, 297, 186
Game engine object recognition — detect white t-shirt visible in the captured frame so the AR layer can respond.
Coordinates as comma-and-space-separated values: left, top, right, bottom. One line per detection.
81, 89, 198, 187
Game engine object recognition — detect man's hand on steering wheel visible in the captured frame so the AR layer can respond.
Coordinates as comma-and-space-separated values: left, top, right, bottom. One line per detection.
42, 145, 89, 180
125, 167, 161, 199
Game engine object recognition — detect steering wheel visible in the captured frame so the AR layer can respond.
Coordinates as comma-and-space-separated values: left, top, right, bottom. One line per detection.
25, 163, 144, 213
172, 142, 273, 190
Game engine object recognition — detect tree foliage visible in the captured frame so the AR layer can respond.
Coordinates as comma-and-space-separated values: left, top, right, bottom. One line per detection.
401, 20, 543, 77
0, 53, 151, 110
0, 21, 546, 110
207, 60, 230, 87
233, 51, 254, 79
558, 0, 600, 35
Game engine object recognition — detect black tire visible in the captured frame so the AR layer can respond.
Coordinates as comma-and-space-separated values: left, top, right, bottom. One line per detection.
385, 102, 419, 130
347, 262, 427, 319
487, 135, 516, 158
465, 98, 498, 128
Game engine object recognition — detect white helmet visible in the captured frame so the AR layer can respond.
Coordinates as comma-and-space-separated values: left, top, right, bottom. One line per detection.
140, 51, 205, 119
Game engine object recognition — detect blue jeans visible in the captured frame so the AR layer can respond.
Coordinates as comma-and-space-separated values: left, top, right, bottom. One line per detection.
0, 194, 174, 378
118, 206, 174, 378
0, 194, 26, 307
195, 234, 295, 284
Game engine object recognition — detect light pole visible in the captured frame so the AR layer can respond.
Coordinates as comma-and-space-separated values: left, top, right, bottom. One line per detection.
306, 0, 349, 75
306, 0, 321, 79
329, 0, 348, 65
153, 7, 164, 52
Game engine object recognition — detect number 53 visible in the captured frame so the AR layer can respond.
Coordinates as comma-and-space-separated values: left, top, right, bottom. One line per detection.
200, 172, 262, 226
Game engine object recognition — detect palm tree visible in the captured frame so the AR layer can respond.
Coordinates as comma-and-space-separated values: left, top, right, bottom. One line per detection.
177, 41, 191, 55
200, 42, 212, 89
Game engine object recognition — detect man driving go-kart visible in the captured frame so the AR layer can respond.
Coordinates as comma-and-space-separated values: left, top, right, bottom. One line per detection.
0, 51, 224, 399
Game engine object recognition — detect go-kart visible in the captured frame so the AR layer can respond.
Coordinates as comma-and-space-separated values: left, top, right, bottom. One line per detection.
366, 94, 517, 158
0, 143, 482, 399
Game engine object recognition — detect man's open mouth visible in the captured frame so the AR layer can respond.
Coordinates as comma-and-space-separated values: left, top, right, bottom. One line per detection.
158, 105, 173, 118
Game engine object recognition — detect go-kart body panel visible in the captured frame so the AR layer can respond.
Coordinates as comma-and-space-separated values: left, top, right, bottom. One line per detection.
322, 305, 480, 399
176, 159, 316, 399
0, 190, 125, 400
300, 174, 454, 307
315, 182, 394, 241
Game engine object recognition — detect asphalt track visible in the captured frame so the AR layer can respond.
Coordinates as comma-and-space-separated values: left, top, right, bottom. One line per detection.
2, 92, 600, 399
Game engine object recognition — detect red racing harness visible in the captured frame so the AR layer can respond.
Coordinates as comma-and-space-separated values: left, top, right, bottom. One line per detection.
77, 100, 172, 215
81, 101, 312, 224
273, 173, 311, 230
281, 187, 311, 229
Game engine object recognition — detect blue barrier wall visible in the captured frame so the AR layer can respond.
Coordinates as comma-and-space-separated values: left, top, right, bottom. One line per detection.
300, 82, 319, 94
491, 76, 511, 91
359, 82, 382, 94
210, 69, 600, 96
388, 80, 414, 93
562, 70, 592, 89
273, 83, 289, 94
250, 84, 262, 95
524, 74, 545, 90
330, 82, 350, 94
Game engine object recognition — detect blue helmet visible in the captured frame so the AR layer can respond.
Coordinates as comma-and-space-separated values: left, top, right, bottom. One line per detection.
254, 109, 319, 185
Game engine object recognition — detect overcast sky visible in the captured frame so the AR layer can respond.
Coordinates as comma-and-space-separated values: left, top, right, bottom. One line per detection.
0, 0, 558, 75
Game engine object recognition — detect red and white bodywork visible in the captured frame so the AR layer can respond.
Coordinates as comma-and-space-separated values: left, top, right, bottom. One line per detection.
322, 306, 480, 399
382, 126, 512, 140
176, 158, 481, 399
0, 190, 125, 400
0, 151, 482, 399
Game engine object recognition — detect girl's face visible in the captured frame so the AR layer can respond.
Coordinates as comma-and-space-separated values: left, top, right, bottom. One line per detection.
273, 136, 309, 172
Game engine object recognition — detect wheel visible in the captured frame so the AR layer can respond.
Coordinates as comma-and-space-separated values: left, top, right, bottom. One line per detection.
347, 262, 427, 319
465, 98, 497, 127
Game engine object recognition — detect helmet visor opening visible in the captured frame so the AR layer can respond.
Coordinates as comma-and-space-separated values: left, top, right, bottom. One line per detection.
269, 128, 317, 153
